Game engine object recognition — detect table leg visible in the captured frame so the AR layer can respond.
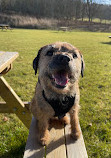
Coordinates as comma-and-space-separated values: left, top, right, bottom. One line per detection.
0, 76, 32, 129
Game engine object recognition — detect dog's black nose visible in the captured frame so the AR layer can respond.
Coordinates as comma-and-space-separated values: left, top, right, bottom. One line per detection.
49, 54, 71, 69
56, 54, 70, 64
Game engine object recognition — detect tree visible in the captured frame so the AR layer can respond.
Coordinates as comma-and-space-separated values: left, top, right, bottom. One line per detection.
86, 0, 100, 22
74, 0, 82, 21
81, 1, 86, 21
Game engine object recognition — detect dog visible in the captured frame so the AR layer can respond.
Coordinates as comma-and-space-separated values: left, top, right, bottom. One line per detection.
30, 42, 85, 145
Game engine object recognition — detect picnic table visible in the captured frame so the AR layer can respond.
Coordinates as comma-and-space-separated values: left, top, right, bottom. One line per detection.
0, 24, 12, 31
59, 27, 69, 31
0, 51, 31, 128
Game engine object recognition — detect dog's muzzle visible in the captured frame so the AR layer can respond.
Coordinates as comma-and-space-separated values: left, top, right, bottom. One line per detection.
49, 54, 72, 88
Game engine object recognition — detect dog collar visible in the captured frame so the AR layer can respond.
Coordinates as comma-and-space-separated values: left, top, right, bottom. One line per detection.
42, 90, 75, 119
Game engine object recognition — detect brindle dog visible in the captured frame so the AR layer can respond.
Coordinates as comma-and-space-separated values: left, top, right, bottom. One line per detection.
30, 42, 85, 145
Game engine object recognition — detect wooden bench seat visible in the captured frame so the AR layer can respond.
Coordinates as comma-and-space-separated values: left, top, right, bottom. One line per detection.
24, 117, 88, 158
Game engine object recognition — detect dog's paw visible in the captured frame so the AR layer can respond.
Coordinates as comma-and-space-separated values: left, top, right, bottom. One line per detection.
71, 130, 81, 140
40, 130, 50, 146
60, 116, 70, 125
40, 137, 49, 146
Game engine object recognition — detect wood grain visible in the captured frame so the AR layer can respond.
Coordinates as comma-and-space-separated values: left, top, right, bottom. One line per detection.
0, 102, 30, 113
46, 120, 66, 158
0, 102, 12, 113
65, 124, 88, 158
24, 117, 45, 158
0, 52, 4, 56
24, 118, 88, 158
0, 76, 31, 129
0, 51, 18, 73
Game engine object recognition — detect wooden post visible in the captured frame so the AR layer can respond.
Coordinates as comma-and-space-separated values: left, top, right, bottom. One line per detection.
0, 76, 32, 129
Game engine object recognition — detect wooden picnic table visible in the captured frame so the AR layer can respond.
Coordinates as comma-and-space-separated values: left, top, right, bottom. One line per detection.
59, 27, 69, 31
0, 24, 12, 31
0, 51, 31, 128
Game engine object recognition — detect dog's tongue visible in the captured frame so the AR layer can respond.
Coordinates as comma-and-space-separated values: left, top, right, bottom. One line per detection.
53, 71, 69, 87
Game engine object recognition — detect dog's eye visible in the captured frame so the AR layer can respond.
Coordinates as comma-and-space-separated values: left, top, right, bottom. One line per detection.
46, 50, 53, 56
73, 54, 77, 58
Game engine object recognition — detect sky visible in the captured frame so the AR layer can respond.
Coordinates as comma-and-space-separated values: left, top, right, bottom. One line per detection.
100, 0, 111, 4
84, 0, 111, 5
95, 0, 111, 5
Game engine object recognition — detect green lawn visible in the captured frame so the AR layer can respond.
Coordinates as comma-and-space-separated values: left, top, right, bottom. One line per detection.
82, 18, 111, 24
0, 29, 111, 158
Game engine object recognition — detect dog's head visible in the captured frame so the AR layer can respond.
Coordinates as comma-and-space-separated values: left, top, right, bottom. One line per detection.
33, 42, 85, 94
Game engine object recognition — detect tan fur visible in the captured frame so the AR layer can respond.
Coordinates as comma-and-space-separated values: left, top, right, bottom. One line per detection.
30, 42, 85, 145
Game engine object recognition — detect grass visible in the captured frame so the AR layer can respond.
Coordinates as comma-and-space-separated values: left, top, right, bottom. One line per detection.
0, 29, 111, 158
82, 18, 111, 24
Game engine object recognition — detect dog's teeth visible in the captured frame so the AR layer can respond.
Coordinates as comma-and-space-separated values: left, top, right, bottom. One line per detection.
55, 79, 58, 84
52, 75, 54, 77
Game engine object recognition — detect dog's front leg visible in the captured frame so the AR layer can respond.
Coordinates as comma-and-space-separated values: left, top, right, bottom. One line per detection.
69, 105, 81, 140
38, 117, 50, 146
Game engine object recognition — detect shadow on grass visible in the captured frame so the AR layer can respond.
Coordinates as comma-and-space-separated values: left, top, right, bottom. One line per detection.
101, 41, 111, 45
52, 31, 67, 33
1, 143, 26, 158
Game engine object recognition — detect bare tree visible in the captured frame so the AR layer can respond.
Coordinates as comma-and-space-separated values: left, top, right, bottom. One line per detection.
74, 0, 82, 21
86, 0, 100, 22
81, 1, 86, 21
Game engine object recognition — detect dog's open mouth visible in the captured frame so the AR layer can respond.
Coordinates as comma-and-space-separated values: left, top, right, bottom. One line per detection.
51, 70, 70, 88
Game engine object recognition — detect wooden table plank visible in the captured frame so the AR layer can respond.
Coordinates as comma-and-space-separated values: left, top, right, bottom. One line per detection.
0, 52, 4, 56
0, 24, 9, 27
0, 51, 18, 73
46, 120, 66, 158
24, 117, 46, 158
24, 118, 67, 158
65, 124, 88, 158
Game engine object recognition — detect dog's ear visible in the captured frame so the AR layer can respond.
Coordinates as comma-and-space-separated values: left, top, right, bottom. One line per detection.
80, 54, 85, 78
77, 50, 85, 78
33, 47, 44, 75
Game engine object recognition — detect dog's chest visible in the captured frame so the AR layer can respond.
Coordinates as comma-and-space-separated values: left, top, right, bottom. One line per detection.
42, 90, 75, 119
